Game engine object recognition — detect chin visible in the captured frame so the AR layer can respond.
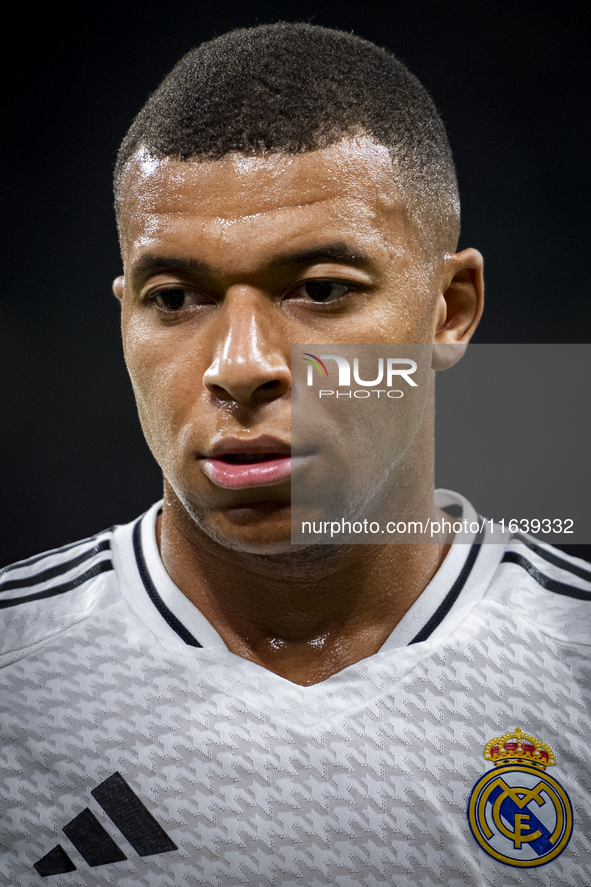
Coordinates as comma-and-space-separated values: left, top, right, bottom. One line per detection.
219, 536, 296, 555
184, 497, 299, 555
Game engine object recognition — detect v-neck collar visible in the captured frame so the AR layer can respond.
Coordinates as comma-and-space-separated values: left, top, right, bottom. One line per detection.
112, 491, 506, 664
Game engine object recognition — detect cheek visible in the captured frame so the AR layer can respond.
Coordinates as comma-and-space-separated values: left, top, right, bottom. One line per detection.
363, 255, 440, 343
361, 297, 436, 344
121, 320, 203, 459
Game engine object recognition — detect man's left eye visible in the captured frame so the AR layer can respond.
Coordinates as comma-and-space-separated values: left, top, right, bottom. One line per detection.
300, 280, 352, 302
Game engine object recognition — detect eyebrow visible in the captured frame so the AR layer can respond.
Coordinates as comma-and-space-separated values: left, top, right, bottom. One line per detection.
270, 242, 375, 270
129, 242, 376, 283
129, 255, 211, 283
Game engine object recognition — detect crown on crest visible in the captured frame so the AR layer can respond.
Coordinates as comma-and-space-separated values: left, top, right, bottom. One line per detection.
483, 727, 555, 770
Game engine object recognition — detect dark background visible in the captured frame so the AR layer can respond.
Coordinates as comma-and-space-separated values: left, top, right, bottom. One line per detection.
2, 1, 589, 566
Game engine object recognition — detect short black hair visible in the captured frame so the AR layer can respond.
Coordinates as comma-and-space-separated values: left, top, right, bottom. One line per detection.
114, 22, 460, 254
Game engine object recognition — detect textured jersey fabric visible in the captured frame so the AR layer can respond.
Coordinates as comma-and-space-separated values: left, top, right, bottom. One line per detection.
1, 491, 590, 885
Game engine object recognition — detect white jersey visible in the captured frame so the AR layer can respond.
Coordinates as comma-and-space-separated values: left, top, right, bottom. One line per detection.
1, 491, 590, 886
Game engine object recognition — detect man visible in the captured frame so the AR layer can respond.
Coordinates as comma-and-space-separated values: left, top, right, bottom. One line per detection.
1, 22, 590, 885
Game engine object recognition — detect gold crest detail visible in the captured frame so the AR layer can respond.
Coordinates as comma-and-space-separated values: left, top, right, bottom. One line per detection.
484, 726, 555, 771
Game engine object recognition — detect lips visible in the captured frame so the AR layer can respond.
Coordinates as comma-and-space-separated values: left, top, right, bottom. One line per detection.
201, 436, 293, 490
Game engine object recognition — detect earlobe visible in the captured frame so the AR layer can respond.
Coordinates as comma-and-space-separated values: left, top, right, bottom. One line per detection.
434, 248, 484, 346
112, 276, 125, 303
431, 342, 467, 371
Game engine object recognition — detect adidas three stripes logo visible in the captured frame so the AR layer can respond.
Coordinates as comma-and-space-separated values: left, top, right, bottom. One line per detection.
34, 772, 177, 877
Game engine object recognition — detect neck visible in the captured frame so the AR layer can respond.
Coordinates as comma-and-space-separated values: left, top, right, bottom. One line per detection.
157, 488, 450, 686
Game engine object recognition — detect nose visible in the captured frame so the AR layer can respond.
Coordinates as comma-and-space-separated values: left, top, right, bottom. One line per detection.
203, 289, 291, 405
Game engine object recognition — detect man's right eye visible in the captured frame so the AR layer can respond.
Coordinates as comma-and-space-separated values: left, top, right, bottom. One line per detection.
150, 288, 202, 311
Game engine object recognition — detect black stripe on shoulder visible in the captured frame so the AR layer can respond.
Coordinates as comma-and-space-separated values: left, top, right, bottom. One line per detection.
0, 531, 112, 579
0, 539, 91, 577
512, 535, 591, 584
409, 541, 481, 645
0, 540, 111, 593
502, 552, 591, 601
132, 519, 202, 648
0, 560, 114, 610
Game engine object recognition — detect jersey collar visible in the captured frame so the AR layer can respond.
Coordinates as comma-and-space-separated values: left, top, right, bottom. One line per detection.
113, 492, 507, 656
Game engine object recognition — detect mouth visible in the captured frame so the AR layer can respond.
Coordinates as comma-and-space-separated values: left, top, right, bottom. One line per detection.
201, 436, 294, 490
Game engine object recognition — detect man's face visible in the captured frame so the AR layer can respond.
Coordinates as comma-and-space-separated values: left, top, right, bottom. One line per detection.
115, 138, 472, 552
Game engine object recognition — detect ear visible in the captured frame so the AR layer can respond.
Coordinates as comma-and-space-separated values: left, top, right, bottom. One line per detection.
112, 276, 125, 303
432, 248, 484, 370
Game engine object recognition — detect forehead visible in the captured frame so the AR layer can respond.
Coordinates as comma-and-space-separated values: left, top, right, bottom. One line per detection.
118, 138, 415, 269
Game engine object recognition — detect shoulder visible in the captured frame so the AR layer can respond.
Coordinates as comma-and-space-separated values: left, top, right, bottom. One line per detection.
486, 533, 591, 645
0, 529, 117, 661
0, 530, 115, 599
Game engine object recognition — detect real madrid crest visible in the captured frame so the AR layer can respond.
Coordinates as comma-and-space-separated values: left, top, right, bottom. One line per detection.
467, 727, 573, 867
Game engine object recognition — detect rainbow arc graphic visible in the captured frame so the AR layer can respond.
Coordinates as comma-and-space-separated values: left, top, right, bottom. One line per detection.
302, 353, 328, 377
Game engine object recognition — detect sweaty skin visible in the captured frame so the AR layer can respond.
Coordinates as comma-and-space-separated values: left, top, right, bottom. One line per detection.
114, 136, 483, 685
